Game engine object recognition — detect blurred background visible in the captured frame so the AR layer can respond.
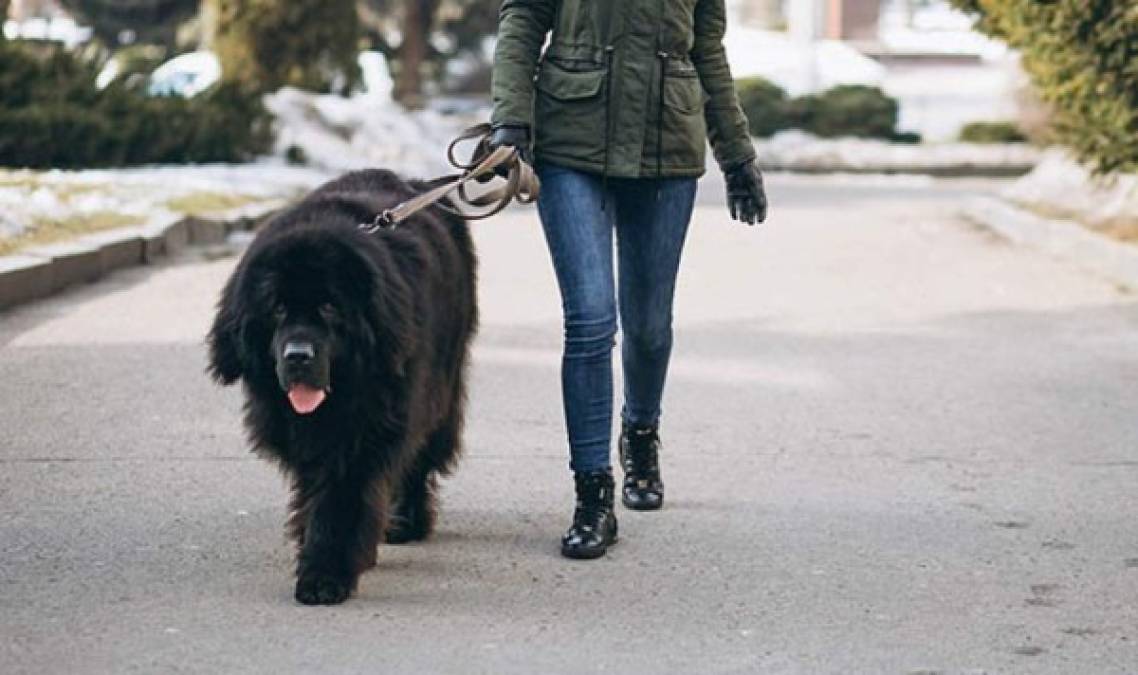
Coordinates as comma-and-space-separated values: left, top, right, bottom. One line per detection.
1, 0, 1134, 257
2, 0, 1136, 252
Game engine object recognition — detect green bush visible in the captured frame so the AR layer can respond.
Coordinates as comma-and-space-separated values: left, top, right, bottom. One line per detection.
736, 77, 790, 138
789, 85, 898, 139
0, 45, 103, 109
949, 0, 1138, 174
890, 131, 923, 144
0, 107, 119, 167
737, 80, 909, 141
0, 42, 272, 169
959, 121, 1027, 144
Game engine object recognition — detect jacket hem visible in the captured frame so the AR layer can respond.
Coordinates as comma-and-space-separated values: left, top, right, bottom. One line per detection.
535, 151, 707, 179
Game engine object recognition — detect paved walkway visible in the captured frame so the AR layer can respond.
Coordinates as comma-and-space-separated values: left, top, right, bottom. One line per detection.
2, 174, 1136, 674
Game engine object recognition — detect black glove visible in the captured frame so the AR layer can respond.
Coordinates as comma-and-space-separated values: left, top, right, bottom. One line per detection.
484, 123, 533, 178
724, 160, 768, 225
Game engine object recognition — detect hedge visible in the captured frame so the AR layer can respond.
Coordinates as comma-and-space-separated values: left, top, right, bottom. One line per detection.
736, 77, 914, 142
788, 85, 899, 140
959, 121, 1027, 144
949, 0, 1138, 174
735, 77, 791, 137
0, 41, 272, 169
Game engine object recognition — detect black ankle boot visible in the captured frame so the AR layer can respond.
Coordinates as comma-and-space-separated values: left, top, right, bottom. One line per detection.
561, 469, 618, 559
619, 423, 664, 510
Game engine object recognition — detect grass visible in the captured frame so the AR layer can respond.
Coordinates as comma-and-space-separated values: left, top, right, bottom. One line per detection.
0, 211, 145, 256
165, 191, 264, 215
0, 175, 41, 190
1101, 218, 1138, 243
0, 186, 272, 258
1015, 201, 1138, 244
1, 172, 109, 199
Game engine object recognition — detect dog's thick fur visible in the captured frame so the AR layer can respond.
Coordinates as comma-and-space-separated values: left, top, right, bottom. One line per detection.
207, 169, 477, 605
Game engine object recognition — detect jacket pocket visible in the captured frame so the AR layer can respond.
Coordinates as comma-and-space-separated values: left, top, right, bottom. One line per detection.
656, 66, 707, 171
534, 59, 609, 165
536, 60, 606, 100
662, 66, 703, 114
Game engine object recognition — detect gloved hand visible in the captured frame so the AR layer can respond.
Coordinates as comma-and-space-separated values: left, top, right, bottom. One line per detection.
724, 160, 768, 225
484, 123, 533, 178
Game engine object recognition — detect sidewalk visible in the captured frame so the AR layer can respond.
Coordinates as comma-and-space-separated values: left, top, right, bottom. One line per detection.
2, 174, 1136, 674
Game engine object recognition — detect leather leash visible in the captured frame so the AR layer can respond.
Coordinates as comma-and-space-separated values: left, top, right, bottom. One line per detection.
359, 123, 540, 233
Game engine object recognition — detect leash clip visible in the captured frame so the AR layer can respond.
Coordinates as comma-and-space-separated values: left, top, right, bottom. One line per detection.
359, 209, 397, 234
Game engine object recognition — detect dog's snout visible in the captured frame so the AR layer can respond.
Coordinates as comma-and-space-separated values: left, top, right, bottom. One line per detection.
283, 341, 316, 364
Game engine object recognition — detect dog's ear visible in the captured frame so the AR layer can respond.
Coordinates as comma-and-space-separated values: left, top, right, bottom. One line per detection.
207, 277, 245, 385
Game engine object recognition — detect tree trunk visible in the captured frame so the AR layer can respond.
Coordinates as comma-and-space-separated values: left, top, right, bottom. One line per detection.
393, 0, 436, 109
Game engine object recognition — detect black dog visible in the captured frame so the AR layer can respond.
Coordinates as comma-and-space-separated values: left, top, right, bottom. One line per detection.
207, 169, 477, 605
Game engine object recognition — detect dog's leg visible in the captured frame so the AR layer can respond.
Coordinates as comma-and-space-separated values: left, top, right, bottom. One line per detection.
385, 455, 438, 544
386, 412, 463, 544
292, 475, 382, 605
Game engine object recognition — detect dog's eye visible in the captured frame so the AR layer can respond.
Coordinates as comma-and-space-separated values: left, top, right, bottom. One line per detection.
318, 303, 338, 320
272, 305, 286, 321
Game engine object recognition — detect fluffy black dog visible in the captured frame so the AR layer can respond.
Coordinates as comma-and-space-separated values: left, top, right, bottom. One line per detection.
207, 169, 477, 605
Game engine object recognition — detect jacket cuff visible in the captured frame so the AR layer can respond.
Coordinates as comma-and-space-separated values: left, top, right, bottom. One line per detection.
490, 109, 534, 133
715, 142, 757, 174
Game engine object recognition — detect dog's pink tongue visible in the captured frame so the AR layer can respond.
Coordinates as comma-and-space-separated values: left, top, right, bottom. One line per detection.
287, 385, 326, 415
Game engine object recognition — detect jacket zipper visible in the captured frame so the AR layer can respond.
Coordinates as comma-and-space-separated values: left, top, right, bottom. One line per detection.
601, 43, 616, 209
654, 0, 668, 187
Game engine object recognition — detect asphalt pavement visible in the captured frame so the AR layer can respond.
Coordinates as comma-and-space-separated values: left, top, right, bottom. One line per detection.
1, 173, 1136, 674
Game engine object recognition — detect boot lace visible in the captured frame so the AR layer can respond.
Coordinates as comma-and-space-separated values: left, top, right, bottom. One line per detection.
573, 473, 610, 529
623, 426, 660, 476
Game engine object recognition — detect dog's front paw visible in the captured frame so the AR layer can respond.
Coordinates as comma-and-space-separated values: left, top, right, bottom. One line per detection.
295, 570, 353, 605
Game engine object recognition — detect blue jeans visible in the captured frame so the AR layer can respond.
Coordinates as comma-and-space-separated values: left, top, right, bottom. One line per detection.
536, 162, 697, 472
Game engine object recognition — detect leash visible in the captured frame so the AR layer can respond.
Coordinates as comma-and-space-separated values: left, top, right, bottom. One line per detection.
360, 123, 540, 233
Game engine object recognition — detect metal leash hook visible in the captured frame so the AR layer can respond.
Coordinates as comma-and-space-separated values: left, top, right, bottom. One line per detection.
359, 209, 397, 234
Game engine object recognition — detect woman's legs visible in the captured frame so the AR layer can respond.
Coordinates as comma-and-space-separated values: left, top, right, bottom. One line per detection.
536, 162, 696, 553
536, 163, 698, 466
536, 163, 618, 473
615, 178, 698, 428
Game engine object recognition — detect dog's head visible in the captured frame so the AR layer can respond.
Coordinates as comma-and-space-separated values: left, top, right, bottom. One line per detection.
268, 293, 338, 415
207, 227, 412, 416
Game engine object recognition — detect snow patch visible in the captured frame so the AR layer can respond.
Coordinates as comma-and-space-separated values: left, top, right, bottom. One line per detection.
1002, 151, 1138, 237
148, 51, 222, 98
724, 28, 885, 95
755, 130, 1039, 175
0, 163, 329, 243
265, 87, 485, 177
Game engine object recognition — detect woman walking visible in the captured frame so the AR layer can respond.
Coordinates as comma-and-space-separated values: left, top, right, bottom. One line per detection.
489, 0, 768, 559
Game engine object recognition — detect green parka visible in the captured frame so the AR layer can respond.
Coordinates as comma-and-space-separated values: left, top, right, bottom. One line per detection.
491, 0, 756, 178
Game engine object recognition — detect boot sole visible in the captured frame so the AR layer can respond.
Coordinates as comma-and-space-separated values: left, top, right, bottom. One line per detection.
561, 543, 610, 560
622, 494, 664, 511
560, 525, 619, 560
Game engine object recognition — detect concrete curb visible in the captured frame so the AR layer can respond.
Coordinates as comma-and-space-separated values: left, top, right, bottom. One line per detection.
0, 256, 54, 309
0, 201, 284, 313
765, 163, 1036, 178
961, 196, 1138, 291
